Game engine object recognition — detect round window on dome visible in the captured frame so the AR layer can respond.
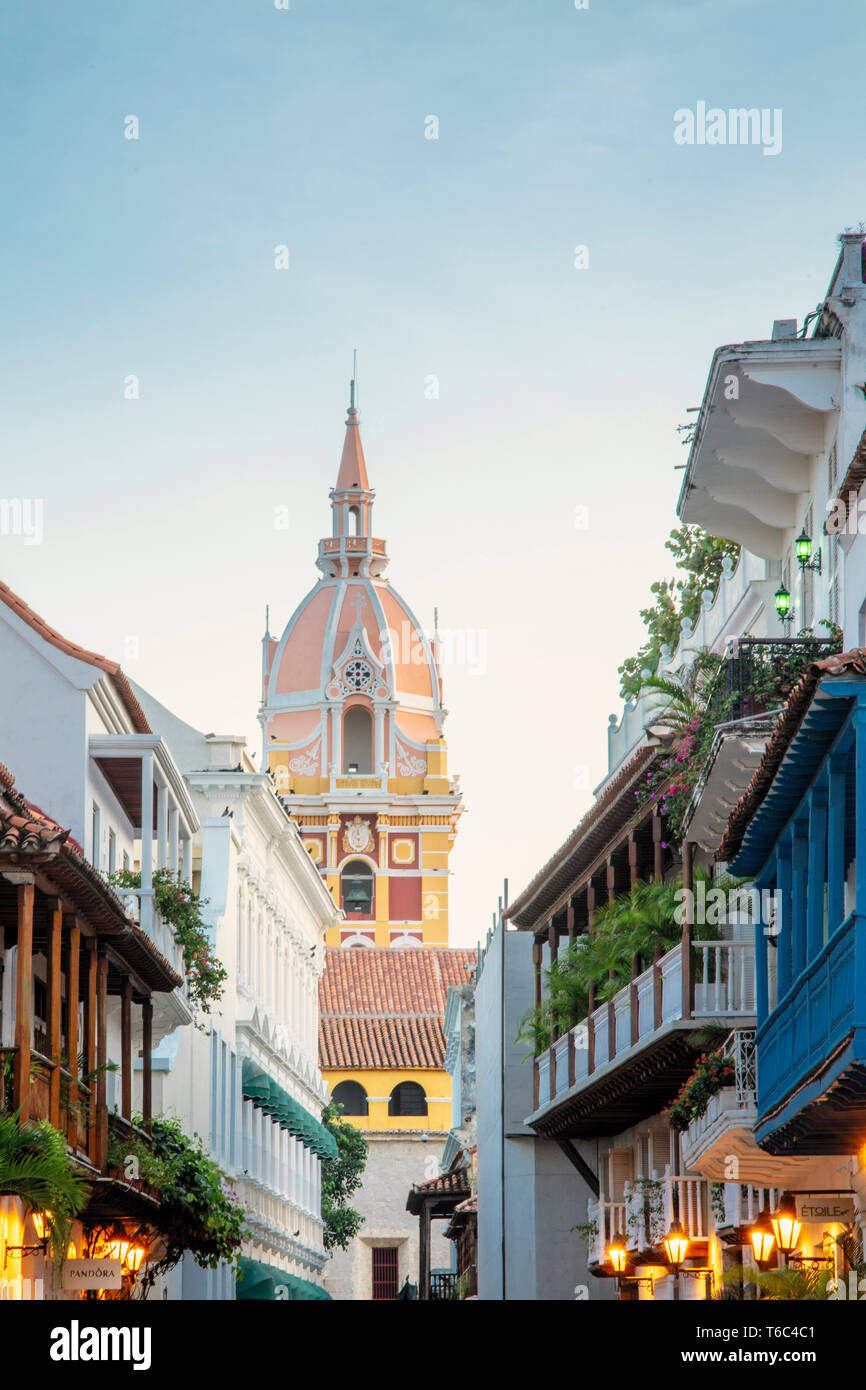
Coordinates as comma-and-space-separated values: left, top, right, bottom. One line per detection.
344, 659, 373, 690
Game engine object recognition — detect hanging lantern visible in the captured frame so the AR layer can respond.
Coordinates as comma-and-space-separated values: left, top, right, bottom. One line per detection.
748, 1207, 776, 1266
663, 1220, 689, 1269
770, 1192, 802, 1256
608, 1231, 628, 1275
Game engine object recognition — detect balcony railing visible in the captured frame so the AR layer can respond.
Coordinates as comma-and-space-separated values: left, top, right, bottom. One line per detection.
537, 939, 755, 1108
706, 637, 839, 725
119, 890, 187, 987
587, 1170, 778, 1267
1, 1045, 91, 1152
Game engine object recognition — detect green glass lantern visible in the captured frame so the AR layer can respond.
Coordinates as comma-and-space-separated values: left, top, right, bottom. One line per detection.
774, 584, 792, 620
795, 529, 812, 566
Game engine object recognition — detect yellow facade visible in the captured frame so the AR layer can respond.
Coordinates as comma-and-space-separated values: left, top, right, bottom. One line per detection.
323, 1067, 452, 1133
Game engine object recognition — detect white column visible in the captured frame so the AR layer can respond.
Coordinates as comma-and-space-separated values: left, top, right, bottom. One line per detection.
330, 705, 341, 781
156, 786, 169, 869
181, 835, 192, 884
375, 706, 385, 772
168, 808, 179, 877
140, 751, 154, 932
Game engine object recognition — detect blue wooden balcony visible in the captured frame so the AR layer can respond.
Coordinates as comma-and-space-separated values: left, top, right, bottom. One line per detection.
730, 670, 866, 1155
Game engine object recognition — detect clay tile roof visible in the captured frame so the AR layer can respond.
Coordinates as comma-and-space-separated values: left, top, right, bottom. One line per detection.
0, 581, 151, 735
0, 808, 68, 853
318, 947, 477, 1070
0, 764, 182, 992
718, 646, 866, 864
454, 1194, 477, 1214
412, 1169, 470, 1196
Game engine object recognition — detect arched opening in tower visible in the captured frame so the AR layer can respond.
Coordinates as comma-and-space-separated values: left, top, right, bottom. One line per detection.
341, 859, 374, 918
343, 705, 373, 773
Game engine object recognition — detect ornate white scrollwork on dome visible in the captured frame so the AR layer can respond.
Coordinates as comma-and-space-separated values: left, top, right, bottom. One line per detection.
289, 737, 321, 776
395, 741, 427, 777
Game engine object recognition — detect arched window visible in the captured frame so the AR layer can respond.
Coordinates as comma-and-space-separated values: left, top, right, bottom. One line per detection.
348, 505, 361, 536
342, 860, 374, 917
331, 1080, 368, 1117
388, 1081, 427, 1117
343, 706, 373, 774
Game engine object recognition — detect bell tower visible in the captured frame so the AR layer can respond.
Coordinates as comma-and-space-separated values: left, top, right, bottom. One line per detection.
260, 384, 462, 948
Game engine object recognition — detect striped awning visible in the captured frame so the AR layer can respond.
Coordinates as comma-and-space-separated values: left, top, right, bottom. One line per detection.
237, 1256, 331, 1301
241, 1059, 337, 1160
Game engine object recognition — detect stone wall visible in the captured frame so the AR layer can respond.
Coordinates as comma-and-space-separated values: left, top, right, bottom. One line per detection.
324, 1133, 453, 1300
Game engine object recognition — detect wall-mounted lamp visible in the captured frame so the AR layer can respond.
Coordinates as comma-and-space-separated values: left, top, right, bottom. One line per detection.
795, 529, 822, 575
770, 1192, 803, 1266
748, 1207, 776, 1267
774, 584, 795, 624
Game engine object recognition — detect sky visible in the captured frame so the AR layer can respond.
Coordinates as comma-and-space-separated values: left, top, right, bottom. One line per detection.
1, 0, 865, 946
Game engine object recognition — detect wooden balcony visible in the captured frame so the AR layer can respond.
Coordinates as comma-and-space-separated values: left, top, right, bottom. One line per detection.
587, 1169, 780, 1270
0, 1045, 91, 1154
531, 939, 755, 1139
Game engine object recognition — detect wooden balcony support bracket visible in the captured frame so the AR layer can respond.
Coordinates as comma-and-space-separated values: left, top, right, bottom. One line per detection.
555, 1139, 600, 1198
47, 900, 63, 1127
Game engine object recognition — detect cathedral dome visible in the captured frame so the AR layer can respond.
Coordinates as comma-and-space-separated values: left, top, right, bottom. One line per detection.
260, 388, 447, 788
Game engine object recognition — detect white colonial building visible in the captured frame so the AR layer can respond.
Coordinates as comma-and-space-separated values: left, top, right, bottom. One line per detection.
131, 684, 342, 1300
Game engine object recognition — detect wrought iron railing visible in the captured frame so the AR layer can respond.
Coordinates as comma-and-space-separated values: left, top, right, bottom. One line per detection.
707, 637, 839, 725
430, 1271, 457, 1300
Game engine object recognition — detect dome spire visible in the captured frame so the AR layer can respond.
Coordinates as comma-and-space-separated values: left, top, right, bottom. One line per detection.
317, 365, 387, 579
336, 351, 369, 491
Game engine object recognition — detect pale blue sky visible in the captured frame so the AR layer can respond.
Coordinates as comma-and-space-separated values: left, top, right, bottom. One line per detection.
2, 0, 864, 942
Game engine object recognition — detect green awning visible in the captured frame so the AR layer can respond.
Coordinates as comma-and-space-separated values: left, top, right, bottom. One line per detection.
237, 1257, 331, 1301
241, 1059, 338, 1160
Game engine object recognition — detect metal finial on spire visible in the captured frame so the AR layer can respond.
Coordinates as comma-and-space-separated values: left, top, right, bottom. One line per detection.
349, 349, 358, 414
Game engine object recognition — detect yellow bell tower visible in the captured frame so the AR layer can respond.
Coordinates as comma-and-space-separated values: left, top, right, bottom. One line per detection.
259, 380, 462, 948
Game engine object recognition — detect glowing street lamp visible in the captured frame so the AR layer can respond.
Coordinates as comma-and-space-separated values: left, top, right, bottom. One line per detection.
774, 584, 794, 623
30, 1211, 52, 1241
607, 1231, 628, 1276
770, 1192, 802, 1263
663, 1220, 689, 1301
748, 1207, 776, 1267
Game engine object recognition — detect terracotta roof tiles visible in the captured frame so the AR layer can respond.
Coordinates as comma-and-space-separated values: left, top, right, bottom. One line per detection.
318, 947, 477, 1070
0, 581, 151, 734
718, 646, 866, 864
